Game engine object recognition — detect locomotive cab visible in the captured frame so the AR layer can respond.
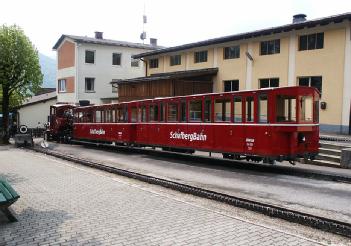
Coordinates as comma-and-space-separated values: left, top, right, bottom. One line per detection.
46, 104, 75, 142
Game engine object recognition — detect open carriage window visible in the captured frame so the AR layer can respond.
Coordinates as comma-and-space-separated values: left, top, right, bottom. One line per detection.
189, 100, 202, 122
258, 94, 268, 123
246, 97, 254, 122
160, 103, 166, 122
300, 96, 313, 122
180, 101, 186, 122
204, 99, 211, 122
105, 110, 112, 123
131, 107, 138, 123
167, 103, 178, 122
276, 95, 296, 122
139, 106, 147, 122
214, 98, 231, 122
116, 108, 122, 122
233, 97, 242, 122
95, 111, 102, 123
78, 112, 83, 123
149, 104, 159, 122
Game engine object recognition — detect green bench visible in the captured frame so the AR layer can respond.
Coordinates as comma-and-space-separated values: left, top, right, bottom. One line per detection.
0, 178, 20, 222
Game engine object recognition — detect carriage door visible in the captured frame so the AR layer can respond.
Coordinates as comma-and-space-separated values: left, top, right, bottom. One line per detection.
244, 96, 256, 154
136, 104, 148, 144
213, 96, 232, 152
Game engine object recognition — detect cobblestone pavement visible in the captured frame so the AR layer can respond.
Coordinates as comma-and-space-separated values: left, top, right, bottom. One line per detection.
0, 148, 327, 245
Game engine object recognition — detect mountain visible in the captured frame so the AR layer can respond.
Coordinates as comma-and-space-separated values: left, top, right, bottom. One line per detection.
39, 53, 56, 88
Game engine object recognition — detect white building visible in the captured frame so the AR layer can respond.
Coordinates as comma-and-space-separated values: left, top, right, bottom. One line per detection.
53, 32, 160, 104
17, 91, 57, 128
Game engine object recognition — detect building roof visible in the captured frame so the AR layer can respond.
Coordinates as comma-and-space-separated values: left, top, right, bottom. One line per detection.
18, 91, 57, 108
53, 34, 164, 50
34, 88, 56, 96
133, 12, 351, 59
111, 68, 218, 85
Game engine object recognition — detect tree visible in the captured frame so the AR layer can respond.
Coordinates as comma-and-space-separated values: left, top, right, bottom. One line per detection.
0, 25, 43, 143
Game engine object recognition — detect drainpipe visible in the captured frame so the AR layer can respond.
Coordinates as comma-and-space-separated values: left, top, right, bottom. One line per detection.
140, 58, 148, 76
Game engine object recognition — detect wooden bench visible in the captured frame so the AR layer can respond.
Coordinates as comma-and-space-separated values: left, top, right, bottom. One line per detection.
0, 178, 20, 222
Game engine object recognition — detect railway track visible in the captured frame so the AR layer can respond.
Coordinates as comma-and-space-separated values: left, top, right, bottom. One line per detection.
72, 140, 351, 184
31, 146, 351, 238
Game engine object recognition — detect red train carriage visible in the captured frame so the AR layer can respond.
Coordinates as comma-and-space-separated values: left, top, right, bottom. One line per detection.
71, 86, 319, 163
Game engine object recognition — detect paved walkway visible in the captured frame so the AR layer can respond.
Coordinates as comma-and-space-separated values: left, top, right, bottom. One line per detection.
0, 148, 324, 245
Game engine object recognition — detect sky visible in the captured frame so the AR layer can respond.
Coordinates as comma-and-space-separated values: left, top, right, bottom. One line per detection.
0, 0, 351, 58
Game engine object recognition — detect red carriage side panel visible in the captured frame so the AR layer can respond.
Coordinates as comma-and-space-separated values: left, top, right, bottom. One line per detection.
73, 123, 136, 144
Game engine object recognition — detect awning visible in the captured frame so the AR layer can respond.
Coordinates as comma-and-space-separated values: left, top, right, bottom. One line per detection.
111, 68, 218, 85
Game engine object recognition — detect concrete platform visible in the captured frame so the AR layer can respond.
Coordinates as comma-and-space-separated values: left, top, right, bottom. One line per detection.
0, 147, 349, 245
31, 142, 351, 223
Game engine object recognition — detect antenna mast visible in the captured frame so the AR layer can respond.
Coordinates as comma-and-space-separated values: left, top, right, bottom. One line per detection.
140, 2, 147, 43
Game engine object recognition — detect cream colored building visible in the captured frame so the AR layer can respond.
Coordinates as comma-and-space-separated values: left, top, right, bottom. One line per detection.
17, 91, 57, 128
132, 13, 351, 134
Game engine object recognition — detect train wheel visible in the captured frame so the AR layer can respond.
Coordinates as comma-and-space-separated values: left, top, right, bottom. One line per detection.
223, 153, 234, 159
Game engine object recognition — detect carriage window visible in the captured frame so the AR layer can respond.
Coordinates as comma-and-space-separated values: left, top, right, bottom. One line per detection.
314, 100, 319, 123
149, 105, 158, 122
168, 103, 178, 122
233, 97, 242, 122
95, 111, 102, 123
78, 112, 83, 123
139, 106, 147, 122
131, 107, 137, 123
189, 100, 202, 122
215, 98, 231, 122
116, 108, 122, 122
300, 96, 313, 122
85, 112, 92, 123
276, 95, 296, 122
246, 97, 254, 122
258, 94, 268, 123
105, 110, 112, 123
204, 100, 211, 122
74, 112, 78, 123
180, 101, 186, 122
160, 103, 165, 122
84, 112, 89, 123
112, 110, 116, 123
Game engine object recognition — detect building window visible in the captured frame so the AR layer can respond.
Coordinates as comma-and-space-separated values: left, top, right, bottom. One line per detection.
170, 54, 181, 66
224, 80, 239, 92
149, 58, 159, 68
299, 33, 324, 51
131, 56, 139, 67
298, 76, 322, 94
85, 77, 95, 92
58, 79, 66, 92
260, 39, 280, 55
259, 78, 279, 88
85, 50, 95, 64
194, 50, 208, 63
224, 46, 240, 59
112, 53, 121, 65
112, 84, 118, 93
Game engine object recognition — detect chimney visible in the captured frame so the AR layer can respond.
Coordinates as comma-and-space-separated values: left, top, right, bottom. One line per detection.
150, 38, 157, 46
293, 14, 307, 23
95, 31, 103, 39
